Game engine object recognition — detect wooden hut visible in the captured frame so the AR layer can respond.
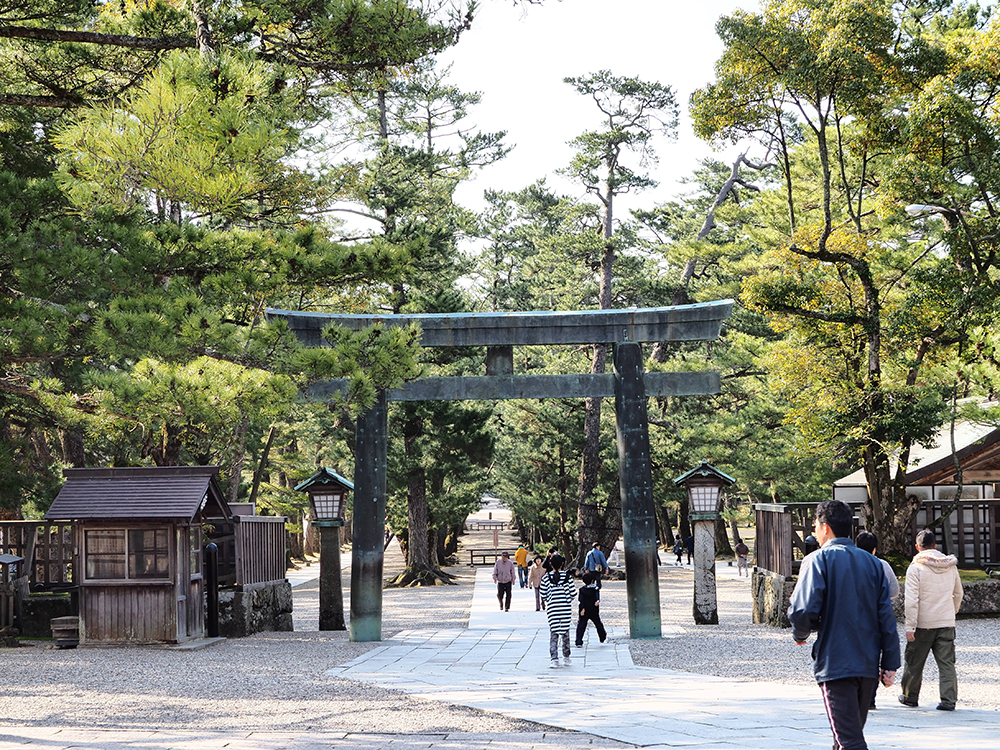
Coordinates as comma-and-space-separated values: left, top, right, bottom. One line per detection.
45, 466, 231, 645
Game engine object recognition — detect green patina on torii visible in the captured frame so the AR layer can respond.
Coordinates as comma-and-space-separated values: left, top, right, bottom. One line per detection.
268, 301, 734, 641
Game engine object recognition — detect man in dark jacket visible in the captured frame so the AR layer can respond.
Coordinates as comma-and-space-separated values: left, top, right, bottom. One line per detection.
788, 500, 900, 750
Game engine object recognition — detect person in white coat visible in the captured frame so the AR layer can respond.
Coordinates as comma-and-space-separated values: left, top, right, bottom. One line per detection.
898, 528, 964, 711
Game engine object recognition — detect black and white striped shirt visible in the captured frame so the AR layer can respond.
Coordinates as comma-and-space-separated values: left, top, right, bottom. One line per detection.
540, 570, 575, 632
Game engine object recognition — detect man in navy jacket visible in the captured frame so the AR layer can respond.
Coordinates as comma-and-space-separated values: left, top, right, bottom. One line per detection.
788, 500, 900, 750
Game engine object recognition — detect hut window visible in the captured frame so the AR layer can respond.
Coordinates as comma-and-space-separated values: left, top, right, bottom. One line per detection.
85, 530, 127, 579
189, 527, 201, 575
84, 527, 170, 580
129, 529, 170, 578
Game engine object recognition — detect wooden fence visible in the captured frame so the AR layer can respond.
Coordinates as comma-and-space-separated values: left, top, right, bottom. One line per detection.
4, 516, 287, 592
233, 516, 287, 587
0, 521, 74, 589
754, 505, 794, 578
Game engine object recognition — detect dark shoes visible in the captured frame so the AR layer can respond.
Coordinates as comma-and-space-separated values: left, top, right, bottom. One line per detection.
937, 704, 955, 711
575, 642, 584, 647
898, 696, 918, 707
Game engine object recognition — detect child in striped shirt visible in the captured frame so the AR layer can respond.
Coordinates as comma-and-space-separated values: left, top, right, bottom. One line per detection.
540, 553, 576, 668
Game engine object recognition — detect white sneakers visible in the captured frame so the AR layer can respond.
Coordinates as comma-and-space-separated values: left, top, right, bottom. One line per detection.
563, 656, 571, 667
550, 659, 560, 669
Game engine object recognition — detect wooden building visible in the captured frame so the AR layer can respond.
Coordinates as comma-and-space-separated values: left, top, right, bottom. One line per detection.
45, 466, 231, 645
834, 420, 1000, 567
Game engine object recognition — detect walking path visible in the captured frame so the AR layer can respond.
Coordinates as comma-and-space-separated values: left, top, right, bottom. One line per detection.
325, 568, 1000, 750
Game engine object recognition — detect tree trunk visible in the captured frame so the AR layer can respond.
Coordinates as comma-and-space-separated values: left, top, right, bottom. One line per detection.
403, 411, 430, 570
679, 498, 691, 541
248, 424, 277, 510
58, 428, 86, 467
729, 517, 742, 546
225, 414, 250, 506
714, 516, 733, 557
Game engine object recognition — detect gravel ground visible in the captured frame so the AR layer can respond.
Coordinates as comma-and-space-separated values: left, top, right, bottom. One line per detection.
0, 543, 544, 734
1, 539, 997, 734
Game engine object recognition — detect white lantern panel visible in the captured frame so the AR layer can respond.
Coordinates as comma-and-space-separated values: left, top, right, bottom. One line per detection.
312, 493, 343, 521
689, 485, 720, 514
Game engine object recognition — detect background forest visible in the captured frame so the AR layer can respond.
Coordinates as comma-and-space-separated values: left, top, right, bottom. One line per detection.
3, 0, 1000, 573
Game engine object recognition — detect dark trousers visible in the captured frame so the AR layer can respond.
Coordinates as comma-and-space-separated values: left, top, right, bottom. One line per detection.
819, 676, 878, 750
575, 608, 607, 645
517, 565, 529, 587
496, 581, 512, 610
901, 626, 957, 707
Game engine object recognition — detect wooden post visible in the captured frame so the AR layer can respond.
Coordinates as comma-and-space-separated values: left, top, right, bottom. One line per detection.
613, 342, 662, 639
350, 391, 388, 642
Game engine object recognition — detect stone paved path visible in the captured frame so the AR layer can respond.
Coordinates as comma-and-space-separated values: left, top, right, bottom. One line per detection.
323, 568, 1000, 749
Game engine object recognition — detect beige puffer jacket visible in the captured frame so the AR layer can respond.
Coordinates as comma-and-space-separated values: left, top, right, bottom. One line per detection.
904, 548, 963, 631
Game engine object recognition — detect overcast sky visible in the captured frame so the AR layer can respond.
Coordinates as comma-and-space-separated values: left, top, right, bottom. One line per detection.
439, 0, 760, 213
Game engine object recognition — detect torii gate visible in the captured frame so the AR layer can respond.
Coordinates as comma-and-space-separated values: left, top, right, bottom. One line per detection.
268, 301, 734, 641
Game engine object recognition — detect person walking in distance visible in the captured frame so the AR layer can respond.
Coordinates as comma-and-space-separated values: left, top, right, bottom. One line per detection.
540, 553, 575, 668
492, 551, 516, 612
584, 542, 608, 588
542, 546, 557, 572
788, 500, 900, 750
575, 571, 607, 647
528, 555, 546, 611
898, 528, 963, 711
734, 539, 750, 577
514, 543, 530, 588
855, 530, 900, 710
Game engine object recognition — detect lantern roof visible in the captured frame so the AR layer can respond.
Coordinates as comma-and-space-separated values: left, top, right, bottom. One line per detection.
673, 460, 736, 487
294, 467, 354, 493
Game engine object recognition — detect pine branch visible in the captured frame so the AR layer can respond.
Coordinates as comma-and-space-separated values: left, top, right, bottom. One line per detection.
0, 24, 194, 50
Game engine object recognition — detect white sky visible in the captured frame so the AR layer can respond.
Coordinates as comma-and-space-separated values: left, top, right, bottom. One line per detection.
440, 0, 761, 214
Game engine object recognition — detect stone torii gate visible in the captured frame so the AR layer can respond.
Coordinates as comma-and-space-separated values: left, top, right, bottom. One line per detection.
268, 301, 734, 641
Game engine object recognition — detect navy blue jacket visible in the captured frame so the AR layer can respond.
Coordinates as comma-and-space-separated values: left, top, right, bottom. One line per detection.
788, 538, 900, 683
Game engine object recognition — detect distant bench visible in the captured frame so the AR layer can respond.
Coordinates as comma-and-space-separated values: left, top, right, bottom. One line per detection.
469, 548, 515, 566
465, 520, 508, 531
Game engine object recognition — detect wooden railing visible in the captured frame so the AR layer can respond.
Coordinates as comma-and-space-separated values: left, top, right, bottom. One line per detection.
0, 521, 74, 589
468, 548, 515, 566
464, 520, 508, 531
234, 516, 287, 587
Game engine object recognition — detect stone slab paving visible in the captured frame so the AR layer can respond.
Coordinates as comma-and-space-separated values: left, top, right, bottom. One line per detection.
323, 568, 1000, 750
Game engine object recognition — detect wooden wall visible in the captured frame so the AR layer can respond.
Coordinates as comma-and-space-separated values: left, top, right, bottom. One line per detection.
80, 583, 175, 643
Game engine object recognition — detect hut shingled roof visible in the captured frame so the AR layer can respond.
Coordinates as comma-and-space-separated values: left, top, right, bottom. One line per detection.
45, 466, 231, 521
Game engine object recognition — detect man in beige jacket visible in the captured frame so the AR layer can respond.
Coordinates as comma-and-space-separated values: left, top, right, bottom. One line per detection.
899, 528, 963, 711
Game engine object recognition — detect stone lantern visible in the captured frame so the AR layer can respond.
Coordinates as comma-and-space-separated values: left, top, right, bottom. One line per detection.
295, 468, 353, 631
674, 460, 735, 625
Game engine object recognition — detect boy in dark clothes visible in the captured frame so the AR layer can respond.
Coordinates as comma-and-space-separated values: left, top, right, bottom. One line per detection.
575, 571, 607, 647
